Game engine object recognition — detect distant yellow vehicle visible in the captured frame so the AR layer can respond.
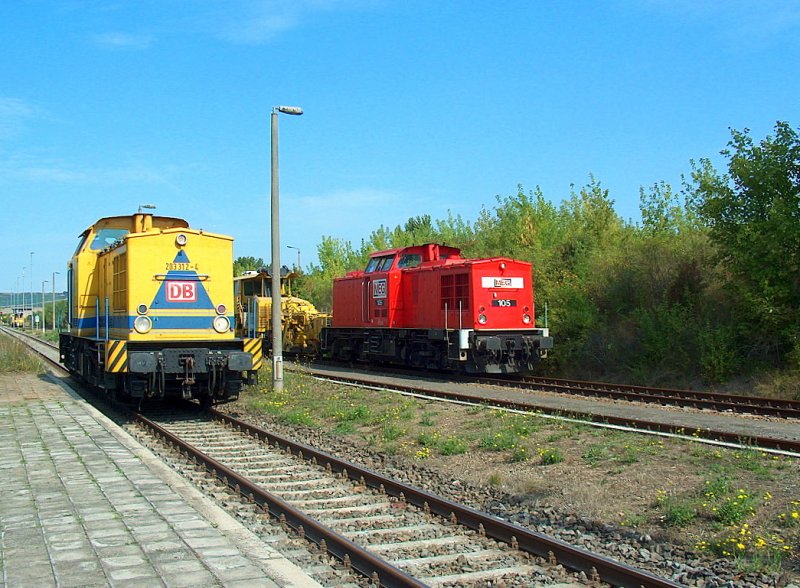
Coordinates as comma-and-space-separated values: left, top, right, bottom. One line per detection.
234, 268, 330, 356
10, 312, 25, 329
59, 211, 261, 406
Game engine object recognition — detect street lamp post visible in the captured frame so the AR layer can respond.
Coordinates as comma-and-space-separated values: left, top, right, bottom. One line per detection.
287, 245, 300, 272
30, 252, 34, 329
41, 280, 48, 333
270, 105, 303, 393
21, 267, 25, 329
52, 271, 60, 332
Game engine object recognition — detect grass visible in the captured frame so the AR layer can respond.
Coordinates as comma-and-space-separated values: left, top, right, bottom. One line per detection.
582, 444, 609, 466
0, 334, 44, 373
439, 435, 469, 455
511, 446, 529, 462
537, 447, 564, 465
381, 423, 405, 441
282, 410, 316, 427
479, 429, 520, 451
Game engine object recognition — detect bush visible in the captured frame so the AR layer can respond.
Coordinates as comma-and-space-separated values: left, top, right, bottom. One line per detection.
698, 323, 743, 383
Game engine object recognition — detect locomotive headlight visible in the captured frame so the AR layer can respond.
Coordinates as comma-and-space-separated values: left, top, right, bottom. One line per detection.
216, 304, 227, 315
212, 315, 230, 333
522, 314, 532, 324
137, 304, 148, 315
478, 314, 488, 325
133, 315, 152, 334
176, 233, 188, 246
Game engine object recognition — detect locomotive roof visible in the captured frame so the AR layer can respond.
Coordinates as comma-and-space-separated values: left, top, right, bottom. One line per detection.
82, 214, 190, 234
367, 243, 463, 258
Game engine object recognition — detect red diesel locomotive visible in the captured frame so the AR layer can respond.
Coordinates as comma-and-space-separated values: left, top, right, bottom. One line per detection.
320, 243, 553, 373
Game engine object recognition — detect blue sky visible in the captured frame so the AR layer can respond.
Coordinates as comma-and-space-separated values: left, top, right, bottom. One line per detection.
2, 0, 799, 295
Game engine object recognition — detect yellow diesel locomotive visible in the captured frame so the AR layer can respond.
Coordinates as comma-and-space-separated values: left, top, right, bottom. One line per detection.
59, 211, 262, 406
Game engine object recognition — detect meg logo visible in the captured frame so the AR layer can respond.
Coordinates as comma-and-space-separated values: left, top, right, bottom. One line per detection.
166, 281, 197, 302
372, 278, 388, 299
481, 276, 524, 289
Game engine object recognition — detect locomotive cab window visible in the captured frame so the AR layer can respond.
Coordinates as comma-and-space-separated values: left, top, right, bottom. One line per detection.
90, 228, 129, 251
366, 255, 395, 273
365, 257, 380, 273
242, 280, 259, 297
378, 255, 395, 271
236, 276, 271, 297
397, 253, 421, 269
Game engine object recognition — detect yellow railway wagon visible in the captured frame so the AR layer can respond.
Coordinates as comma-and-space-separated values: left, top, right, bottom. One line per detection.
60, 211, 261, 406
234, 268, 330, 355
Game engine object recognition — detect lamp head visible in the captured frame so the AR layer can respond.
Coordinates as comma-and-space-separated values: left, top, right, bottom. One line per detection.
275, 106, 303, 116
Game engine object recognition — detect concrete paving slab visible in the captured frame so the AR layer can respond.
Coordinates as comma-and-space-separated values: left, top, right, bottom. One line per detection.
0, 372, 324, 588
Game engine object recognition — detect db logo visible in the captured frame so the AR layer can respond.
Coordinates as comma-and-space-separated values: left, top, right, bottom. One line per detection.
167, 281, 197, 302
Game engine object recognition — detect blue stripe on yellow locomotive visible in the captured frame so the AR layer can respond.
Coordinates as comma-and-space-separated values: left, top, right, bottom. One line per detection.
59, 212, 258, 405
73, 314, 238, 331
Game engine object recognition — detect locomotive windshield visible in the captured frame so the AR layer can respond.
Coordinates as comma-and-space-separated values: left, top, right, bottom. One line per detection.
89, 228, 129, 251
365, 255, 395, 273
236, 277, 271, 297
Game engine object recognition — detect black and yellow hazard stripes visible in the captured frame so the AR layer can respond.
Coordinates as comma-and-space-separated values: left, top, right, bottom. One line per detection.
243, 338, 262, 370
105, 340, 128, 373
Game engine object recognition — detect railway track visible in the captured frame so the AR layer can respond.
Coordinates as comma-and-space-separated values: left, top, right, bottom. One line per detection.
3, 327, 680, 587
135, 407, 677, 587
486, 375, 800, 419
309, 359, 800, 419
305, 365, 800, 457
7, 328, 800, 457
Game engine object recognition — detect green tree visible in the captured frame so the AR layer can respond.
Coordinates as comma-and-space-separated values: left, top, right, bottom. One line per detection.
690, 121, 800, 363
557, 176, 625, 278
233, 256, 265, 277
434, 212, 476, 251
302, 237, 362, 310
362, 214, 460, 252
639, 181, 699, 237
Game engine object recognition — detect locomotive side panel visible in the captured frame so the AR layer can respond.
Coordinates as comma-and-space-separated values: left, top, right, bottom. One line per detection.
400, 266, 450, 330
331, 275, 364, 327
